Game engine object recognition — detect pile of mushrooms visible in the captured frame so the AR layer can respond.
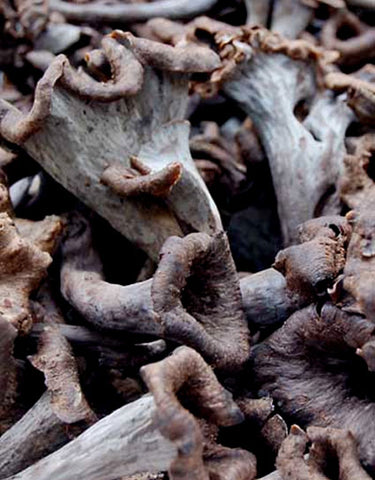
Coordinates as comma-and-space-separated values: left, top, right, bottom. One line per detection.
1, 0, 375, 479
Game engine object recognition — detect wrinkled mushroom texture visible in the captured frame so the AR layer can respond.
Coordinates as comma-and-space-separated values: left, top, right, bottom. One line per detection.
343, 204, 375, 322
141, 346, 256, 480
152, 232, 251, 371
60, 212, 282, 347
339, 134, 375, 210
239, 217, 351, 331
325, 66, 375, 126
29, 323, 96, 424
0, 212, 51, 332
273, 215, 348, 301
0, 32, 221, 260
62, 213, 250, 370
335, 134, 375, 320
296, 215, 352, 244
198, 24, 352, 244
276, 425, 371, 480
253, 303, 375, 472
0, 316, 17, 431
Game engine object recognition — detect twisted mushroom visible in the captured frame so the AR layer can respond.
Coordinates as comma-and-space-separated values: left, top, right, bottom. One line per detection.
141, 346, 256, 480
61, 212, 250, 371
276, 425, 371, 480
321, 10, 375, 67
198, 24, 353, 243
0, 32, 221, 260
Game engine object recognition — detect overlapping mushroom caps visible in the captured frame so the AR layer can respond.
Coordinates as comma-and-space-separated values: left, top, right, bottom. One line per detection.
0, 176, 97, 473
276, 425, 371, 480
61, 212, 250, 371
0, 32, 222, 260
244, 0, 345, 38
253, 302, 375, 472
2, 2, 375, 479
156, 19, 352, 245
251, 87, 375, 478
141, 346, 256, 480
129, 18, 356, 245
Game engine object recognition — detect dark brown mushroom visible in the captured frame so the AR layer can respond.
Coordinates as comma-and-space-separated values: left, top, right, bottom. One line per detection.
141, 346, 256, 480
152, 231, 250, 371
61, 212, 250, 371
273, 215, 349, 300
253, 303, 375, 471
276, 425, 371, 480
321, 10, 375, 67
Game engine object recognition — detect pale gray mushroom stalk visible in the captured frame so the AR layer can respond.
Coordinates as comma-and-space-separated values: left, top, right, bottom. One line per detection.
0, 33, 222, 260
0, 392, 91, 478
244, 0, 270, 26
48, 0, 218, 24
4, 395, 176, 480
245, 0, 314, 39
4, 346, 248, 480
220, 39, 353, 244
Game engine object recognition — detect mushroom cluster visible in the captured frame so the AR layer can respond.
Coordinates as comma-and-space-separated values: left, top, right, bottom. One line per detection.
1, 1, 375, 479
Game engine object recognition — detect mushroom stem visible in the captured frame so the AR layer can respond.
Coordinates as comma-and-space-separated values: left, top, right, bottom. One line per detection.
217, 31, 353, 243
0, 392, 89, 478
4, 395, 176, 480
48, 0, 217, 24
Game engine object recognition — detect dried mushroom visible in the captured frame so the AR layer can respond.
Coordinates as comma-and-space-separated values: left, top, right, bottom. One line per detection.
197, 23, 352, 243
1, 2, 375, 479
253, 303, 375, 471
0, 32, 221, 259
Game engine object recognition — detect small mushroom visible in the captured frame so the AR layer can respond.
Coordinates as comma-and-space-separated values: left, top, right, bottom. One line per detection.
152, 231, 251, 371
321, 10, 375, 67
276, 425, 371, 480
141, 346, 256, 480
